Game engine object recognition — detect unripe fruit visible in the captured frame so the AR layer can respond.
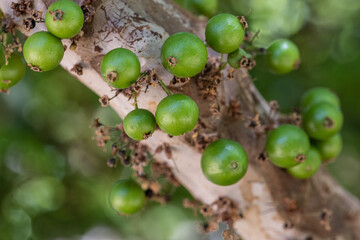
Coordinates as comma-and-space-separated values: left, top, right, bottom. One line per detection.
109, 179, 145, 215
191, 0, 218, 18
314, 133, 342, 161
23, 31, 64, 72
123, 109, 157, 141
161, 32, 207, 77
265, 39, 300, 74
201, 139, 248, 186
155, 94, 199, 136
45, 0, 84, 39
303, 102, 343, 140
205, 13, 245, 53
266, 124, 310, 168
0, 54, 26, 91
100, 48, 141, 89
287, 146, 322, 179
0, 44, 5, 69
300, 87, 340, 111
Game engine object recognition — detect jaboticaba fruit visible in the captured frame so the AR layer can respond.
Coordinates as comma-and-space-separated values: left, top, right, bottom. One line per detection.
123, 109, 157, 141
45, 0, 84, 39
302, 102, 343, 140
155, 94, 199, 136
100, 48, 141, 89
205, 13, 245, 53
0, 53, 26, 91
201, 139, 248, 186
23, 31, 64, 72
265, 124, 310, 168
287, 146, 322, 179
108, 179, 145, 215
161, 32, 208, 78
265, 39, 300, 74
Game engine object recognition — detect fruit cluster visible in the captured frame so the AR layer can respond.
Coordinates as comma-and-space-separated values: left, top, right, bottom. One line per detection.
266, 87, 343, 179
23, 0, 84, 72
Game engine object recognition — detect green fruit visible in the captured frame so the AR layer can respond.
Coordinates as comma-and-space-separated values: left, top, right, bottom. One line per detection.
45, 0, 84, 39
0, 54, 26, 91
287, 146, 322, 179
161, 32, 207, 77
300, 87, 340, 111
109, 179, 145, 215
303, 102, 343, 140
191, 0, 218, 18
101, 48, 141, 89
201, 139, 248, 186
266, 124, 310, 168
314, 133, 342, 161
265, 39, 300, 74
155, 94, 199, 136
23, 31, 64, 72
0, 44, 5, 69
205, 13, 245, 53
123, 109, 157, 141
227, 48, 252, 68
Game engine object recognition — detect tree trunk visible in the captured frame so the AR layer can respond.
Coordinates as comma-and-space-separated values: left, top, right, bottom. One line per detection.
1, 0, 360, 239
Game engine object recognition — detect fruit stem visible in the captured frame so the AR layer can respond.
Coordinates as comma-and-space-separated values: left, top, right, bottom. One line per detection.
132, 90, 138, 109
158, 79, 173, 96
249, 29, 260, 45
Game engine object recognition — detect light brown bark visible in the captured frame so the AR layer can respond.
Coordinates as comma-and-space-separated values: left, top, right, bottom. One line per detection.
1, 0, 360, 239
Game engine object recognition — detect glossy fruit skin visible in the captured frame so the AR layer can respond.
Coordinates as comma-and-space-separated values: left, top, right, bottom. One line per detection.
109, 179, 145, 215
303, 102, 343, 140
314, 133, 342, 161
0, 54, 26, 90
155, 94, 199, 136
101, 48, 141, 89
192, 0, 218, 18
300, 87, 340, 111
123, 109, 157, 141
205, 13, 245, 53
201, 139, 248, 186
265, 39, 300, 74
266, 124, 310, 168
287, 146, 322, 179
23, 31, 64, 72
0, 44, 5, 69
45, 0, 84, 39
161, 32, 207, 78
227, 48, 251, 68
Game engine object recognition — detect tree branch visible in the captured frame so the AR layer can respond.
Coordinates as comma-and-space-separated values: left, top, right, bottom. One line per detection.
1, 0, 359, 239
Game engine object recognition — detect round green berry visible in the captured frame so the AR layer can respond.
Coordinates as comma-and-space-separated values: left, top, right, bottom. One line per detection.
109, 179, 145, 215
191, 0, 218, 18
155, 94, 199, 136
45, 0, 84, 39
161, 32, 207, 77
303, 102, 343, 140
0, 44, 5, 69
101, 48, 141, 89
287, 146, 322, 179
300, 87, 340, 111
266, 124, 310, 168
205, 13, 245, 53
314, 133, 342, 161
0, 54, 26, 91
201, 139, 248, 186
23, 31, 64, 72
265, 39, 300, 74
227, 48, 252, 69
123, 109, 157, 141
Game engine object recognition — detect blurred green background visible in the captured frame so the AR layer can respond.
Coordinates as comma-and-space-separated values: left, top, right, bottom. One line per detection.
1, 0, 360, 239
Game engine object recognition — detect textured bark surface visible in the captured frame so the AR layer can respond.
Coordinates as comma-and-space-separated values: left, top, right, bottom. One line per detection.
1, 0, 360, 239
